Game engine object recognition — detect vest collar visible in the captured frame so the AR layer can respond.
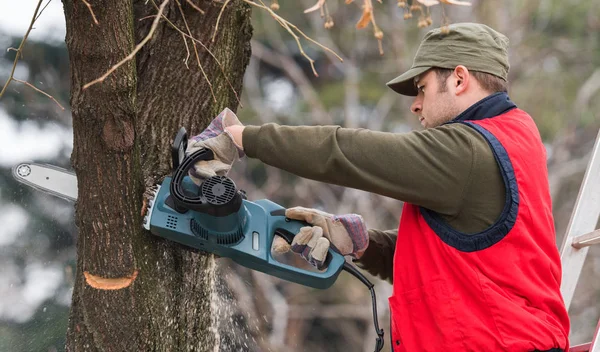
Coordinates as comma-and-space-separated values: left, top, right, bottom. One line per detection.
448, 92, 516, 123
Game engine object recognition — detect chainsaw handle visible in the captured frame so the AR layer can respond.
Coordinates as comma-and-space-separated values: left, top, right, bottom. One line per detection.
171, 127, 188, 170
265, 210, 346, 289
270, 207, 343, 267
273, 228, 337, 269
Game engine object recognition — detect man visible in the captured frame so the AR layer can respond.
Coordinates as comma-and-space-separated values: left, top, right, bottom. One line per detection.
188, 23, 570, 351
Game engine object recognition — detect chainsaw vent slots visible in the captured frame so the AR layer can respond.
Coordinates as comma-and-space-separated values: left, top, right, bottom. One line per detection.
190, 219, 245, 246
166, 215, 178, 229
201, 176, 236, 206
190, 219, 209, 240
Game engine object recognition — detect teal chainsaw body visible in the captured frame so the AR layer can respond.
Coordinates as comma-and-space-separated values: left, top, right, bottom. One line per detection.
143, 128, 345, 289
147, 176, 345, 289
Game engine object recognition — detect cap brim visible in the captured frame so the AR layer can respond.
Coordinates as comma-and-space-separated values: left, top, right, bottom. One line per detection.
386, 66, 431, 96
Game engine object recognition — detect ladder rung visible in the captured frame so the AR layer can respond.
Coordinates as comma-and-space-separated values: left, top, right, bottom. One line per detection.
572, 229, 600, 249
569, 342, 591, 352
592, 317, 600, 352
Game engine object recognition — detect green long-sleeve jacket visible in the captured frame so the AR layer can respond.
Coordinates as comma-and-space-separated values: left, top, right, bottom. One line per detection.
242, 122, 505, 283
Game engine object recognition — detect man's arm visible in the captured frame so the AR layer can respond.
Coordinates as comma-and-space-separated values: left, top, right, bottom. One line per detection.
354, 229, 397, 284
238, 123, 477, 217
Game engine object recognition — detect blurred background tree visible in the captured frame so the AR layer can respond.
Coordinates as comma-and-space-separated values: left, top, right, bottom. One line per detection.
0, 0, 599, 351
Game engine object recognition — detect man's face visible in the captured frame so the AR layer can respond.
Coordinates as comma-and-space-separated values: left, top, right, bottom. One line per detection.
410, 70, 461, 128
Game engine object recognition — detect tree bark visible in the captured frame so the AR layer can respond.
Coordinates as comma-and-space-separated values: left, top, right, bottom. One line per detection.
62, 0, 252, 350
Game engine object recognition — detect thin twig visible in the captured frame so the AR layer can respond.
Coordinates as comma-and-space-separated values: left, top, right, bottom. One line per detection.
81, 0, 99, 25
212, 0, 232, 42
174, 2, 191, 69
272, 9, 344, 62
277, 0, 345, 62
251, 0, 318, 75
369, 2, 384, 55
185, 0, 205, 15
149, 0, 240, 104
83, 0, 170, 89
181, 34, 191, 69
0, 0, 44, 100
34, 0, 53, 22
243, 0, 343, 76
278, 19, 319, 75
175, 0, 216, 102
13, 78, 65, 110
7, 47, 18, 53
138, 15, 158, 21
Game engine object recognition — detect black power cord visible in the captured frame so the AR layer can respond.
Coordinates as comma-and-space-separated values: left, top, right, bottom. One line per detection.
342, 262, 385, 352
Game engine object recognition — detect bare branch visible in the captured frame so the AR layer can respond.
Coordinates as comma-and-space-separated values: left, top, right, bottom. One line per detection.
245, 0, 318, 75
81, 0, 99, 25
283, 17, 343, 62
174, 0, 217, 102
212, 0, 232, 42
0, 0, 44, 100
273, 16, 319, 76
34, 0, 53, 22
83, 0, 170, 89
150, 0, 241, 105
185, 0, 205, 15
174, 0, 192, 69
12, 78, 65, 110
138, 15, 158, 21
180, 33, 191, 69
243, 0, 343, 76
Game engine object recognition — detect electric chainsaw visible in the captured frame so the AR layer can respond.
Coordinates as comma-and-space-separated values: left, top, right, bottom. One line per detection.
145, 127, 346, 289
13, 127, 385, 351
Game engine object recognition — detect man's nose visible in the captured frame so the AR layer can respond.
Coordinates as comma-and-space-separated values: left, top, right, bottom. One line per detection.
411, 98, 422, 114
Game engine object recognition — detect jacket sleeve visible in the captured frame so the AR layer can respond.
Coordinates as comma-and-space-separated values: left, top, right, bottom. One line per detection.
354, 229, 397, 284
243, 123, 476, 217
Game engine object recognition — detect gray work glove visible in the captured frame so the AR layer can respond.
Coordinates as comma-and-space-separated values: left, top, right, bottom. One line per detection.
273, 207, 369, 270
186, 108, 244, 185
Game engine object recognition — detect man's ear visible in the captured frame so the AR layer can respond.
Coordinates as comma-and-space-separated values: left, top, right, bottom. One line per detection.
453, 65, 470, 95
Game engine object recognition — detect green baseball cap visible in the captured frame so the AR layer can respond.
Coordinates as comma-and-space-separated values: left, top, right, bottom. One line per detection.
387, 22, 510, 96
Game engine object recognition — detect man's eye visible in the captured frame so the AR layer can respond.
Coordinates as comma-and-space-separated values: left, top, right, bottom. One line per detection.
418, 86, 425, 93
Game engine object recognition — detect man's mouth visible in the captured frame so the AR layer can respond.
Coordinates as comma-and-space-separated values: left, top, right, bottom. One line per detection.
419, 116, 425, 123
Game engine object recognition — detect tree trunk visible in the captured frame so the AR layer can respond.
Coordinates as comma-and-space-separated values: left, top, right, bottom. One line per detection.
62, 0, 252, 350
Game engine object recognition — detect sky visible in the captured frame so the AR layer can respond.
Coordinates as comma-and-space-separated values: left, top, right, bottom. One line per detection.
0, 108, 73, 167
0, 0, 66, 42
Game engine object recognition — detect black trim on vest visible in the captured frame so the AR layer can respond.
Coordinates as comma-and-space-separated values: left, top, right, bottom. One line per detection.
446, 92, 517, 123
419, 122, 520, 252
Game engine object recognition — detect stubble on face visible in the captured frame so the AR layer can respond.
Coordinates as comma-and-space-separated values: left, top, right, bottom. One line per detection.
426, 92, 461, 128
418, 72, 462, 128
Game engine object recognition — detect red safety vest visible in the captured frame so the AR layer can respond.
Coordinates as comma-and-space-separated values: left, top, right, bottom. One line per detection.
389, 107, 570, 351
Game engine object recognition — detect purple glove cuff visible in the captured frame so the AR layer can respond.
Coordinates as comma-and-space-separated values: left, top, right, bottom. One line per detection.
190, 111, 245, 158
334, 214, 369, 258
192, 111, 226, 142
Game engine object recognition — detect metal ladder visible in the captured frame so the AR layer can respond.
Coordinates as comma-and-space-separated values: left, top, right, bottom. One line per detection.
558, 128, 600, 352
